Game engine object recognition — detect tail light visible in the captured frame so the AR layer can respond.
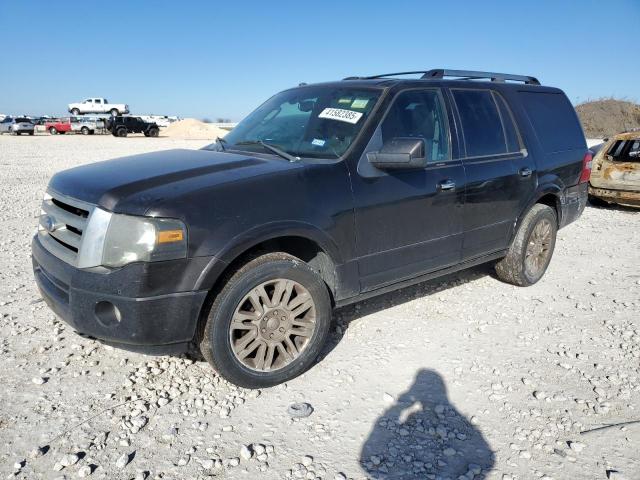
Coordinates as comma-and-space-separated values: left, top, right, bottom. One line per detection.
579, 151, 593, 184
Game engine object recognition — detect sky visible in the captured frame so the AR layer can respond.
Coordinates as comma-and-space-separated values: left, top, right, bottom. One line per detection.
1, 0, 638, 120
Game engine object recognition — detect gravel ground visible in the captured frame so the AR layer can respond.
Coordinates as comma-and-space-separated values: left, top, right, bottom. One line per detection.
1, 135, 639, 480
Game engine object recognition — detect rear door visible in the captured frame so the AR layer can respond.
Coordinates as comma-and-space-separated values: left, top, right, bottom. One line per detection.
450, 88, 535, 260
93, 98, 104, 113
350, 88, 466, 291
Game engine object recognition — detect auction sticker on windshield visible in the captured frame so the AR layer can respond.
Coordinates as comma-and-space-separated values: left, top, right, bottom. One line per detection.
318, 108, 363, 124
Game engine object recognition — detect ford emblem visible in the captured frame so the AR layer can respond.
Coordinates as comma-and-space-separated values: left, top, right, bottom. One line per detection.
42, 215, 57, 233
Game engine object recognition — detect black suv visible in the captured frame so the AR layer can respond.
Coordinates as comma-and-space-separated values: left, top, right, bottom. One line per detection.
32, 69, 590, 388
107, 116, 159, 137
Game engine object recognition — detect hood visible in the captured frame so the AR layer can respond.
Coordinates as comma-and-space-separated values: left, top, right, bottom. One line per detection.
49, 149, 301, 215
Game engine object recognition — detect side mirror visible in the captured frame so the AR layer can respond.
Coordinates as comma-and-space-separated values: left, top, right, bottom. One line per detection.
367, 137, 427, 170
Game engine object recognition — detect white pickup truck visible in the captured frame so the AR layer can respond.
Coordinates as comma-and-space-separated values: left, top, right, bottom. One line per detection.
68, 98, 129, 116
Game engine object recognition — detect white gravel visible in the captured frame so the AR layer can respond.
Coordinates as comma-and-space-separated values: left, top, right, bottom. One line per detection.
1, 134, 639, 479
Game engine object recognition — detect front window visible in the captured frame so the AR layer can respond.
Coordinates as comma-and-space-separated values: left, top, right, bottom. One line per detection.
213, 86, 382, 159
380, 89, 450, 162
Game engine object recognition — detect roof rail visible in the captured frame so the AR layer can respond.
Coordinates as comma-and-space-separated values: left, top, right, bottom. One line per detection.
343, 69, 540, 85
422, 69, 540, 85
343, 71, 433, 80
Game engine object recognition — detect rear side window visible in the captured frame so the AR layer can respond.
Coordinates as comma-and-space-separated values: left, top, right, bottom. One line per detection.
519, 91, 584, 153
452, 89, 506, 157
607, 139, 640, 162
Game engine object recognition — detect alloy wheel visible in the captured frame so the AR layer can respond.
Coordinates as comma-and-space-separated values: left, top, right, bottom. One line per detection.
229, 278, 316, 372
524, 218, 552, 278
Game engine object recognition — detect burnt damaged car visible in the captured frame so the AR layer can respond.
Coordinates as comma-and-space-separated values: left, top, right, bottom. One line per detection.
589, 131, 640, 208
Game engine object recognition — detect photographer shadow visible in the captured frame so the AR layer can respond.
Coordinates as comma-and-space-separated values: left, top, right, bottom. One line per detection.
360, 369, 495, 479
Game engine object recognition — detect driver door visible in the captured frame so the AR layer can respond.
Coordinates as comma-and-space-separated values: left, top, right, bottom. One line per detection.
349, 89, 466, 291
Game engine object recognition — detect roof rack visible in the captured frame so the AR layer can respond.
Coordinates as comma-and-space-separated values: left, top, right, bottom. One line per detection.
344, 69, 540, 85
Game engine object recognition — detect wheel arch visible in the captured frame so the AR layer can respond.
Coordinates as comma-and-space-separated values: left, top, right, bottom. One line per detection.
195, 224, 344, 300
511, 186, 562, 244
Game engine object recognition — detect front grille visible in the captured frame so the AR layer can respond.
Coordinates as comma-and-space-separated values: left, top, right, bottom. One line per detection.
38, 192, 95, 266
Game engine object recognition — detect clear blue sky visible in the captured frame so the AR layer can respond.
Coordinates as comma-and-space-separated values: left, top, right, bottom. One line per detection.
1, 0, 638, 120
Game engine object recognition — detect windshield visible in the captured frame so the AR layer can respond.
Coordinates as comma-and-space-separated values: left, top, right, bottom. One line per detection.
16, 118, 32, 123
210, 86, 382, 159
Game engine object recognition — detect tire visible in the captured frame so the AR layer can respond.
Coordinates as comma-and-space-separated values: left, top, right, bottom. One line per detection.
495, 204, 557, 286
81, 126, 90, 135
147, 127, 159, 137
29, 132, 34, 136
199, 252, 331, 388
71, 108, 80, 116
115, 127, 127, 137
49, 127, 57, 135
110, 109, 119, 117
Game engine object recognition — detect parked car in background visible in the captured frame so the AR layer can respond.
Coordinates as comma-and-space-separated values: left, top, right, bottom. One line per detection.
0, 117, 35, 135
68, 98, 129, 117
45, 118, 73, 135
33, 69, 591, 388
72, 117, 99, 135
589, 130, 640, 207
107, 116, 159, 137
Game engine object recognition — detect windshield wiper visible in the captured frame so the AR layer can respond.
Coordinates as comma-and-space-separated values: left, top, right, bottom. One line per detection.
216, 137, 227, 151
234, 140, 300, 162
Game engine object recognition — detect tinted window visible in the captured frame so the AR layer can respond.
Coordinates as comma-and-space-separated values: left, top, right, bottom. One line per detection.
519, 91, 585, 153
381, 89, 449, 161
95, 99, 102, 104
494, 93, 521, 152
452, 89, 506, 157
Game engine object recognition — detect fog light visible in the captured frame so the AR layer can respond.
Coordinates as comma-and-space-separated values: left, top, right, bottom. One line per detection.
95, 301, 122, 327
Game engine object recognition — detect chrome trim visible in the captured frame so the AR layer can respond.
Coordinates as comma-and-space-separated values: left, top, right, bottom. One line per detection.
77, 207, 112, 268
38, 190, 102, 267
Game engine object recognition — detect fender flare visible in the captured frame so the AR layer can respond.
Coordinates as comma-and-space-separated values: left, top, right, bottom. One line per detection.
194, 220, 344, 291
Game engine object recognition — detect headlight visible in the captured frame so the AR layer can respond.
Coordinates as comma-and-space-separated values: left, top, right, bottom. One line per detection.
101, 214, 187, 267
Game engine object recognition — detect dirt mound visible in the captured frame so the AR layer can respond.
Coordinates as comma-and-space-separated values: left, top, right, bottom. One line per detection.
161, 118, 229, 140
576, 99, 640, 138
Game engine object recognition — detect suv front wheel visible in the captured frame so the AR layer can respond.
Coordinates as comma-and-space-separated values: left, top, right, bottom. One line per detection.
199, 253, 331, 388
495, 204, 557, 286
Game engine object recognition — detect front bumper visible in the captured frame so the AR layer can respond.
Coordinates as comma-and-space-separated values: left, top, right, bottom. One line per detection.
32, 235, 209, 354
589, 185, 640, 208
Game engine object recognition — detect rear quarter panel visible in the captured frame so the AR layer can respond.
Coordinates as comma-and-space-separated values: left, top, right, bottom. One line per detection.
507, 87, 588, 226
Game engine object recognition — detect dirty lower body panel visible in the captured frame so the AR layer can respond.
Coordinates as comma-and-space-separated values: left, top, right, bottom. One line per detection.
589, 185, 640, 208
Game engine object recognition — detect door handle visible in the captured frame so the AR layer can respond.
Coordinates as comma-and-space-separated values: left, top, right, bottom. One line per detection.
437, 179, 456, 191
519, 167, 533, 177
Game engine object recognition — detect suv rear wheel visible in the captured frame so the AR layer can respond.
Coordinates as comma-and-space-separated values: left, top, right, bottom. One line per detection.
49, 127, 57, 135
70, 108, 80, 116
81, 126, 90, 135
115, 127, 127, 137
147, 127, 159, 137
495, 204, 557, 286
199, 253, 331, 388
110, 109, 119, 117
